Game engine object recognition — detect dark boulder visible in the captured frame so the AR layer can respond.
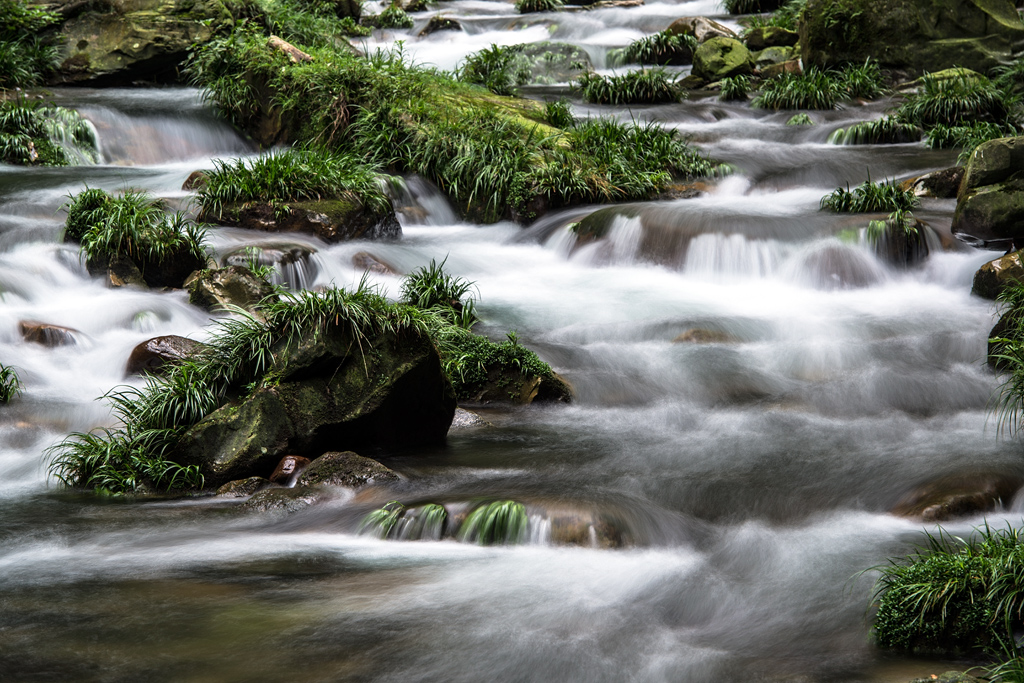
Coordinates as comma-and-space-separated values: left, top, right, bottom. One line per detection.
973, 250, 1024, 299
419, 15, 462, 35
666, 17, 737, 43
952, 136, 1024, 249
221, 243, 318, 289
186, 265, 276, 314
125, 335, 208, 376
19, 321, 80, 347
206, 198, 401, 243
241, 486, 328, 513
905, 166, 964, 199
170, 323, 456, 487
296, 451, 399, 488
890, 471, 1023, 522
216, 476, 271, 497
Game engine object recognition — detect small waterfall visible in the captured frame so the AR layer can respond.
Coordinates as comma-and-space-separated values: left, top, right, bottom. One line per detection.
221, 244, 320, 291
682, 233, 787, 279
391, 175, 459, 226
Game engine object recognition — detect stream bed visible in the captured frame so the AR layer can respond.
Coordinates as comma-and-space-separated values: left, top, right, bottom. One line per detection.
0, 1, 1019, 681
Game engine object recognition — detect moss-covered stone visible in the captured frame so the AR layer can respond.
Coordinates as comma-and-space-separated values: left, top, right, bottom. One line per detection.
187, 265, 276, 313
973, 250, 1024, 299
207, 197, 401, 242
691, 37, 753, 82
171, 324, 456, 486
296, 451, 399, 488
800, 0, 1024, 73
952, 136, 1024, 247
744, 26, 798, 51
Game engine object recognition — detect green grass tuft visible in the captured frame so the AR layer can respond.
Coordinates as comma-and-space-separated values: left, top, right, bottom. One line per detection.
829, 116, 920, 145
363, 5, 414, 29
785, 113, 813, 125
457, 44, 533, 96
720, 75, 750, 101
895, 72, 1018, 128
457, 500, 528, 545
754, 68, 841, 110
576, 69, 682, 105
740, 0, 805, 31
611, 31, 696, 67
515, 0, 563, 13
0, 363, 21, 403
821, 178, 918, 213
0, 0, 60, 89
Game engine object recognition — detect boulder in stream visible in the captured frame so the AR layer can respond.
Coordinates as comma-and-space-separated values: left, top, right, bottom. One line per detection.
242, 486, 329, 513
951, 136, 1024, 249
208, 199, 401, 243
744, 26, 798, 51
890, 471, 1023, 522
904, 166, 964, 199
972, 250, 1024, 300
268, 455, 311, 485
19, 321, 80, 347
216, 476, 271, 497
352, 251, 400, 275
186, 265, 276, 314
691, 37, 754, 82
666, 17, 737, 43
125, 335, 209, 376
419, 14, 462, 35
170, 322, 456, 487
296, 451, 399, 488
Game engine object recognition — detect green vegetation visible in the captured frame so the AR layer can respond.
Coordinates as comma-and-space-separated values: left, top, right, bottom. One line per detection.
359, 501, 449, 540
724, 0, 786, 14
720, 75, 750, 102
872, 526, 1024, 668
829, 116, 920, 145
611, 31, 696, 67
821, 178, 918, 214
515, 0, 563, 13
186, 29, 714, 222
0, 99, 99, 166
576, 69, 682, 105
545, 99, 574, 129
0, 0, 59, 89
741, 0, 805, 31
896, 72, 1017, 128
359, 500, 406, 538
754, 62, 886, 110
338, 16, 371, 37
457, 500, 528, 545
993, 284, 1024, 436
197, 148, 392, 220
0, 364, 21, 404
62, 188, 208, 274
363, 5, 414, 29
401, 258, 478, 328
786, 113, 813, 125
458, 44, 534, 97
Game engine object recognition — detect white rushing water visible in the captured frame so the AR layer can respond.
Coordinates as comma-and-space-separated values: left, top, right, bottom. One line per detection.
0, 1, 1019, 680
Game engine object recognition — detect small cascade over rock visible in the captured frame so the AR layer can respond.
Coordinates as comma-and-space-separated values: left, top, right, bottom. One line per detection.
784, 240, 886, 290
221, 244, 319, 290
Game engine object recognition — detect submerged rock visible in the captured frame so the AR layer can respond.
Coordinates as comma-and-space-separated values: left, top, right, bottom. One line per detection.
973, 250, 1024, 299
125, 335, 208, 376
419, 15, 462, 35
673, 328, 736, 344
242, 486, 327, 513
186, 265, 276, 314
692, 37, 754, 82
449, 407, 490, 430
171, 323, 456, 487
952, 136, 1024, 249
19, 321, 80, 347
296, 451, 399, 488
352, 251, 399, 275
890, 472, 1023, 522
908, 673, 982, 683
207, 199, 401, 243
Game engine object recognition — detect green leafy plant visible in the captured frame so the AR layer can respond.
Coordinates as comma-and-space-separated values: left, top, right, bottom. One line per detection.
837, 59, 886, 99
363, 5, 414, 28
724, 0, 786, 14
925, 121, 1018, 162
0, 0, 60, 89
741, 0, 806, 31
821, 177, 918, 214
359, 501, 406, 538
829, 116, 920, 145
515, 0, 563, 13
895, 71, 1018, 128
720, 75, 750, 102
0, 98, 99, 166
457, 43, 533, 96
400, 258, 477, 328
612, 31, 695, 67
457, 500, 528, 545
545, 99, 574, 129
786, 113, 813, 125
753, 68, 842, 110
338, 16, 371, 36
576, 69, 682, 105
0, 363, 21, 403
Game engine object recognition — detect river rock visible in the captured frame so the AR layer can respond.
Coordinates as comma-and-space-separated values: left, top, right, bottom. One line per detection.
170, 322, 456, 487
753, 46, 794, 68
216, 476, 271, 497
352, 251, 399, 275
419, 15, 462, 35
19, 321, 80, 347
673, 328, 736, 344
182, 171, 208, 192
890, 472, 1023, 522
449, 407, 490, 430
872, 218, 932, 268
691, 37, 754, 82
973, 250, 1024, 299
760, 59, 801, 78
221, 243, 318, 289
50, 0, 233, 85
125, 335, 208, 375
666, 17, 737, 43
187, 265, 276, 314
269, 455, 311, 485
207, 199, 401, 243
904, 166, 964, 199
241, 485, 327, 513
583, 0, 643, 9
296, 451, 400, 488
744, 26, 798, 51
908, 674, 982, 683
105, 255, 148, 289
951, 136, 1024, 249
800, 0, 1024, 74
463, 368, 573, 405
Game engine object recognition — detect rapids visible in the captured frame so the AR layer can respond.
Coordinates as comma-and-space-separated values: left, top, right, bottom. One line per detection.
0, 2, 1017, 681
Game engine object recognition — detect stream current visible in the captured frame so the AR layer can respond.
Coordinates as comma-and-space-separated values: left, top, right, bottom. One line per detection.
0, 1, 1020, 681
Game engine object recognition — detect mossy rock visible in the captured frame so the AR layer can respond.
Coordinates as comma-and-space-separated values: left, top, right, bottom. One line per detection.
460, 365, 572, 405
208, 197, 401, 242
972, 250, 1024, 299
296, 451, 399, 488
952, 136, 1024, 247
241, 485, 327, 512
51, 0, 234, 84
171, 324, 456, 486
692, 37, 754, 81
744, 26, 798, 51
186, 265, 276, 313
753, 45, 793, 67
800, 0, 1024, 74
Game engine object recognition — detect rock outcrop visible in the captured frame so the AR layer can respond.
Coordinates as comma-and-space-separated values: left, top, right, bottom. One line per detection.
205, 199, 401, 243
125, 335, 208, 375
186, 265, 276, 314
951, 136, 1024, 249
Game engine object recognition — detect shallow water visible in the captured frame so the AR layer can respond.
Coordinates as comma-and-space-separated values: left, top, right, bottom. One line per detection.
0, 1, 1015, 680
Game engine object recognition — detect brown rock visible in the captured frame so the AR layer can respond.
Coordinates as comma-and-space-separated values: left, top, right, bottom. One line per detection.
667, 16, 737, 42
296, 451, 399, 488
269, 455, 311, 485
419, 14, 461, 35
973, 251, 1024, 300
182, 170, 208, 191
187, 265, 276, 314
216, 477, 271, 497
673, 328, 736, 344
583, 0, 642, 9
890, 472, 1023, 522
268, 35, 313, 63
904, 166, 964, 199
125, 335, 209, 376
760, 59, 802, 78
19, 321, 80, 347
352, 251, 399, 275
242, 486, 327, 513
106, 254, 148, 289
206, 199, 400, 243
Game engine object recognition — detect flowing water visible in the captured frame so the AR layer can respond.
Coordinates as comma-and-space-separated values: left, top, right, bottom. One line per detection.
0, 2, 1018, 681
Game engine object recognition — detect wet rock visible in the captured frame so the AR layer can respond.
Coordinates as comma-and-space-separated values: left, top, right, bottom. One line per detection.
216, 477, 271, 497
582, 0, 643, 9
547, 508, 622, 548
890, 472, 1023, 522
449, 407, 490, 430
973, 250, 1024, 300
872, 218, 933, 268
419, 14, 461, 35
186, 265, 276, 314
760, 59, 801, 78
296, 451, 399, 488
800, 0, 1024, 74
952, 136, 1024, 249
464, 369, 573, 406
744, 26, 798, 51
19, 321, 80, 347
352, 251, 399, 275
182, 170, 207, 191
51, 0, 233, 85
404, 0, 428, 10
692, 37, 754, 82
268, 35, 312, 63
241, 486, 327, 513
87, 247, 207, 290
908, 673, 982, 683
905, 166, 964, 199
125, 335, 208, 375
753, 46, 794, 68
269, 455, 311, 485
207, 198, 401, 243
106, 255, 148, 289
795, 243, 883, 290
667, 16, 737, 43
221, 243, 318, 289
676, 74, 706, 89
171, 322, 456, 487
673, 328, 736, 344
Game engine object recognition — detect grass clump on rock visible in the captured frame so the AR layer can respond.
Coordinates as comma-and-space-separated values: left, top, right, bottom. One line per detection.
515, 0, 563, 13
576, 69, 682, 105
829, 116, 921, 145
0, 99, 99, 166
754, 68, 842, 110
821, 178, 918, 214
612, 31, 696, 67
186, 29, 714, 223
457, 44, 533, 97
363, 5, 414, 29
720, 75, 750, 101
